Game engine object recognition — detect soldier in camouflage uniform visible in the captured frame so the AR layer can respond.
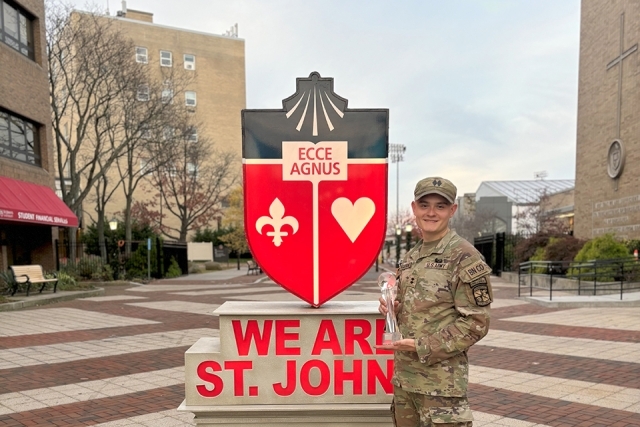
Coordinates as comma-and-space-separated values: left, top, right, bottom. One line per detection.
379, 177, 492, 427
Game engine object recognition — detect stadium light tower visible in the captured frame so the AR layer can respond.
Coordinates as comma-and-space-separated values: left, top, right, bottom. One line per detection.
389, 144, 407, 225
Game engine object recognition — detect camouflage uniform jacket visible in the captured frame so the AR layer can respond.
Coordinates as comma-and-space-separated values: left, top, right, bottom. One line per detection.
393, 229, 493, 396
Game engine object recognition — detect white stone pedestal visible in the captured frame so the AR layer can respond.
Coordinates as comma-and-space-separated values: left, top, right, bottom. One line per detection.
179, 301, 393, 426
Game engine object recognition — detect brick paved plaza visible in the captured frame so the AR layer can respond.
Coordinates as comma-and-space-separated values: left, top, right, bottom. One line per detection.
0, 268, 639, 426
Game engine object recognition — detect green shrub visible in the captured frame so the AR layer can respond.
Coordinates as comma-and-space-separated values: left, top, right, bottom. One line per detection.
623, 239, 640, 256
204, 261, 222, 271
568, 234, 631, 281
92, 264, 114, 281
124, 239, 158, 279
166, 257, 182, 278
0, 270, 15, 294
55, 271, 77, 290
574, 234, 630, 262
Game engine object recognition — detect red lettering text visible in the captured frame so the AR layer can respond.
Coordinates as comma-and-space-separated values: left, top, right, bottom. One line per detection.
272, 359, 297, 396
345, 319, 373, 355
196, 361, 224, 397
300, 360, 331, 396
311, 319, 342, 355
298, 146, 333, 161
335, 360, 363, 395
275, 319, 301, 355
224, 360, 253, 396
367, 359, 393, 394
233, 320, 272, 356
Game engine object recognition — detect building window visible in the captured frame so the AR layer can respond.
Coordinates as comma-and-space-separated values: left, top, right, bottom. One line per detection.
140, 123, 151, 139
184, 54, 195, 70
187, 162, 198, 177
139, 158, 151, 175
137, 84, 149, 101
185, 91, 196, 107
187, 127, 198, 142
161, 81, 173, 104
135, 46, 148, 63
160, 50, 172, 67
1, 0, 34, 59
0, 109, 40, 166
163, 126, 174, 141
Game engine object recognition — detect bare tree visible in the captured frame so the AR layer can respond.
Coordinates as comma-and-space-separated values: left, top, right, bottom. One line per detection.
150, 127, 238, 241
111, 68, 196, 254
451, 206, 500, 242
513, 191, 570, 235
47, 1, 149, 250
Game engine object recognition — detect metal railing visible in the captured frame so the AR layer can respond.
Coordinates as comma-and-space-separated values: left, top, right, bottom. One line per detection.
518, 258, 640, 300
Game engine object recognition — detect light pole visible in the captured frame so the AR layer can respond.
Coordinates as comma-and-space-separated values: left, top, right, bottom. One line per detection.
405, 224, 413, 253
389, 144, 406, 225
108, 217, 118, 268
108, 217, 118, 252
395, 226, 402, 267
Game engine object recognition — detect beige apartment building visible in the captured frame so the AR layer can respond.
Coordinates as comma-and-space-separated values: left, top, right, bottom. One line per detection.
74, 5, 246, 239
0, 0, 78, 271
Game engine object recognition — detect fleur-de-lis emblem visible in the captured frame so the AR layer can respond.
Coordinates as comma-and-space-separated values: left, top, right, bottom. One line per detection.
256, 198, 299, 247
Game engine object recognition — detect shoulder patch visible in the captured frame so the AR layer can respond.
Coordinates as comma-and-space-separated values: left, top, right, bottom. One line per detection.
458, 254, 491, 284
462, 259, 490, 280
471, 282, 492, 306
470, 276, 487, 286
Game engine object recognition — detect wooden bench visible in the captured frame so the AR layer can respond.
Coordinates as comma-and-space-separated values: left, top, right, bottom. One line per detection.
9, 265, 58, 296
246, 260, 262, 275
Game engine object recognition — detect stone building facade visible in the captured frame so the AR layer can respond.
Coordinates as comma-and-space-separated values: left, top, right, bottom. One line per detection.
574, 0, 640, 239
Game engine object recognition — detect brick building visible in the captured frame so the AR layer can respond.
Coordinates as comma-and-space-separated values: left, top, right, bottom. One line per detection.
68, 4, 246, 240
574, 0, 640, 239
0, 0, 78, 271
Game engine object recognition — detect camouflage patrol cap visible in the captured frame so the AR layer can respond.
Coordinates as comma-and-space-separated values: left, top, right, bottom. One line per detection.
414, 177, 457, 204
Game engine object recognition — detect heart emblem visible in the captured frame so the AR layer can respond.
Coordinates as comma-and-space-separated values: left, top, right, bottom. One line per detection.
331, 197, 376, 242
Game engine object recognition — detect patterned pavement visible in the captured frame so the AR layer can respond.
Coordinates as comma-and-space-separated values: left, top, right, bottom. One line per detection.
0, 267, 639, 426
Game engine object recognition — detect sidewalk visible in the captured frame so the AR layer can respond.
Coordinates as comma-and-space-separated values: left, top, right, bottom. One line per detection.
0, 273, 639, 426
166, 265, 256, 281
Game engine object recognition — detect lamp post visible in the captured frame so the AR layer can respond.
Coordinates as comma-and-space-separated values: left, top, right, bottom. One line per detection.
405, 224, 413, 253
395, 226, 402, 267
389, 144, 406, 225
108, 217, 118, 264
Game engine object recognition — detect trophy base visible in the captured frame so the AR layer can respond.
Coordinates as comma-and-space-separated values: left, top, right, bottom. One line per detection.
382, 332, 402, 345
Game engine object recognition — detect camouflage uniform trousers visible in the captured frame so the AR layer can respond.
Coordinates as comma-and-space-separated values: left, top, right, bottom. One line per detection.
391, 386, 473, 427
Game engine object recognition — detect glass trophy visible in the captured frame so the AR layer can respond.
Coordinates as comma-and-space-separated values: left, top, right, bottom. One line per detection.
378, 272, 402, 344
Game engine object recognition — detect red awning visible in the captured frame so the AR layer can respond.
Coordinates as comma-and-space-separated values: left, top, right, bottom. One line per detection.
0, 176, 78, 227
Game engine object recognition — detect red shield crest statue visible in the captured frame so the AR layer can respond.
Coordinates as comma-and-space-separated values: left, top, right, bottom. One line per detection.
242, 72, 388, 307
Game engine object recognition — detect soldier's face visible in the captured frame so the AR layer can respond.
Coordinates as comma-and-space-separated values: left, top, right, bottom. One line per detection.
411, 194, 457, 241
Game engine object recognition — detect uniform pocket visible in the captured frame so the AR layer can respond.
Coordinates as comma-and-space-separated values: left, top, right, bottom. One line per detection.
429, 405, 473, 424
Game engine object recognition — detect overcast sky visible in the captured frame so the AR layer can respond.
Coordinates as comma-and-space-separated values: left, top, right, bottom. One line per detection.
72, 0, 581, 214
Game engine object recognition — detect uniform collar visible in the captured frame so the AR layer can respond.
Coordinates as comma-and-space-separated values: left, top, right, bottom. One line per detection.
417, 229, 457, 258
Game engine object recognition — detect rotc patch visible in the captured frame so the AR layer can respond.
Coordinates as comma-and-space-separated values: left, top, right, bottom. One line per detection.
399, 260, 413, 270
424, 262, 449, 269
464, 260, 489, 280
470, 277, 487, 286
471, 282, 492, 306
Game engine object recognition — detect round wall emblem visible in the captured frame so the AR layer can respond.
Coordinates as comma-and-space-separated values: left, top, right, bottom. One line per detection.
607, 139, 625, 179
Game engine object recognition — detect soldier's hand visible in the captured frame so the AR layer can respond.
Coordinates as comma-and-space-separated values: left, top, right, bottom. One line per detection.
378, 297, 399, 316
375, 339, 417, 352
